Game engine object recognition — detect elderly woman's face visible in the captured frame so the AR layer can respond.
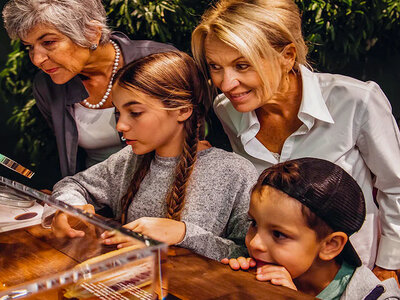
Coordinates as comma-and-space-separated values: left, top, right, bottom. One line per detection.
204, 34, 276, 112
21, 24, 91, 85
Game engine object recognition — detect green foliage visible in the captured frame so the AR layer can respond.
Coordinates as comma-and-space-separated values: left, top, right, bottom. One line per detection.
105, 0, 211, 51
1, 0, 399, 182
0, 40, 57, 166
297, 0, 400, 71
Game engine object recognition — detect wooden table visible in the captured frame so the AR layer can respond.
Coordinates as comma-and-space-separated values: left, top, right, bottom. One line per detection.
0, 224, 312, 299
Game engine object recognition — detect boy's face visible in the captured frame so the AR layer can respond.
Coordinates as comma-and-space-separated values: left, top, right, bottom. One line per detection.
246, 186, 324, 279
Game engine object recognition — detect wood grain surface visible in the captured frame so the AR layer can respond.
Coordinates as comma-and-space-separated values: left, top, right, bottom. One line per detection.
0, 225, 314, 299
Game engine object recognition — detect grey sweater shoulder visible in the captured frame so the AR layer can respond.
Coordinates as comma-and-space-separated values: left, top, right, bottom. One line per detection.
52, 146, 258, 260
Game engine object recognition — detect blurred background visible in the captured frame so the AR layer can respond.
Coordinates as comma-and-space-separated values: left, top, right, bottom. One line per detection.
1, 0, 399, 189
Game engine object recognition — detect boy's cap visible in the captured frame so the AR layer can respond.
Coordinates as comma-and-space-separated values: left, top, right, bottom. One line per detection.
260, 157, 366, 267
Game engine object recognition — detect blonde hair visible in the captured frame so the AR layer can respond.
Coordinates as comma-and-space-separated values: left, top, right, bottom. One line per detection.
192, 0, 308, 99
113, 51, 207, 223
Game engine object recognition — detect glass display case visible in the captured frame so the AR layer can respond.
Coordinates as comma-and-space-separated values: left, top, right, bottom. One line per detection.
0, 176, 168, 300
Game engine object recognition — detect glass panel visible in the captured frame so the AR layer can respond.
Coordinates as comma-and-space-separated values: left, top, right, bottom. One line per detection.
0, 176, 168, 300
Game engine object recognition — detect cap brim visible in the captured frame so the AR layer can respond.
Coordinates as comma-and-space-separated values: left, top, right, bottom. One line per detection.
342, 240, 362, 267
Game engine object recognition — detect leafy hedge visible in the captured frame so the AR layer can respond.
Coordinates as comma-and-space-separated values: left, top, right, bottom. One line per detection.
1, 0, 399, 186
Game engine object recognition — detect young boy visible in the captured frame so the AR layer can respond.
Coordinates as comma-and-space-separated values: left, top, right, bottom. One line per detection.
223, 157, 400, 299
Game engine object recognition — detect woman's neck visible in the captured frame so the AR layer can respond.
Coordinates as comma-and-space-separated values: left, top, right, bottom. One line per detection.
294, 259, 341, 296
80, 42, 121, 79
256, 71, 302, 119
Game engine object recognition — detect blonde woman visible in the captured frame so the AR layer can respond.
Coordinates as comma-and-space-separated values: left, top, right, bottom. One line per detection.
192, 0, 400, 281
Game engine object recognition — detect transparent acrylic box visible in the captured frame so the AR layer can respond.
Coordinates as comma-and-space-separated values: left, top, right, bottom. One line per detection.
0, 176, 168, 300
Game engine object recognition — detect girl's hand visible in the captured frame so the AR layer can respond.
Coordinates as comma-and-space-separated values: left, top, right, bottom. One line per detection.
102, 217, 186, 247
221, 257, 256, 270
256, 264, 297, 291
51, 204, 95, 238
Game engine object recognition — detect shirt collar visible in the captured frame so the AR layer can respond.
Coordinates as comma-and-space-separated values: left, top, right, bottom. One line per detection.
298, 65, 334, 127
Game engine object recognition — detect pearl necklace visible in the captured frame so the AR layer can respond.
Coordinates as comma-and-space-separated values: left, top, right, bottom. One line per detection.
82, 40, 120, 109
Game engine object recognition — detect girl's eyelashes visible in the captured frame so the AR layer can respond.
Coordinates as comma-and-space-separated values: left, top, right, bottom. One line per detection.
129, 111, 142, 118
248, 216, 257, 227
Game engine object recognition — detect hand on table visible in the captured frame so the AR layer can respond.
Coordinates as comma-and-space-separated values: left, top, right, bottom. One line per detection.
222, 257, 297, 290
373, 265, 400, 288
221, 257, 256, 270
101, 217, 186, 248
255, 264, 297, 290
51, 204, 95, 238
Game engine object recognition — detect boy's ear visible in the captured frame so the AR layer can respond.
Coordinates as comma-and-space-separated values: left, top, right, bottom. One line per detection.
177, 106, 193, 122
318, 232, 348, 261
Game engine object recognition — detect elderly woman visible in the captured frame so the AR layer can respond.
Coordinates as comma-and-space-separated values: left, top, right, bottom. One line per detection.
192, 0, 400, 283
2, 0, 175, 177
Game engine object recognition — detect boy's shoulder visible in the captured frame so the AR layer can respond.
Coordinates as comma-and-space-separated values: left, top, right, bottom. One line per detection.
341, 265, 400, 299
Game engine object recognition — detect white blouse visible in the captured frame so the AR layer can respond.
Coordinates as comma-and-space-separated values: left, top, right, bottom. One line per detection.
214, 65, 400, 270
74, 104, 124, 168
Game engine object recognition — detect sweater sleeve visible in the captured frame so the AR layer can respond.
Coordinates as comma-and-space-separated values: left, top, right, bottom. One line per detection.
51, 147, 137, 218
176, 155, 258, 261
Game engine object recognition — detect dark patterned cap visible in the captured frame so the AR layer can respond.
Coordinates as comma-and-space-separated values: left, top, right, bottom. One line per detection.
257, 157, 366, 267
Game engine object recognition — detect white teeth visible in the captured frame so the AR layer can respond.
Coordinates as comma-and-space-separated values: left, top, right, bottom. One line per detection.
231, 91, 249, 98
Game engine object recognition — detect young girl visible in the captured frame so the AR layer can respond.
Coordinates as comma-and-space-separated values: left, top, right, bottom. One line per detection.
50, 51, 258, 260
223, 158, 399, 298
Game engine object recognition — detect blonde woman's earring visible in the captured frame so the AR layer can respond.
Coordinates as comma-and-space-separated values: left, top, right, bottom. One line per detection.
90, 43, 98, 50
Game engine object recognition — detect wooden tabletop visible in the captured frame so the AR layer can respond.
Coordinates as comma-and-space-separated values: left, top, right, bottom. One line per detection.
0, 224, 313, 299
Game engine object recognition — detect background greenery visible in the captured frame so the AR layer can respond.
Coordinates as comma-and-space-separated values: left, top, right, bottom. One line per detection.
0, 0, 399, 189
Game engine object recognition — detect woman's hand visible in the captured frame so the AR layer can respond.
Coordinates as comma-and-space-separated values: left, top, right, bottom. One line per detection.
256, 264, 297, 291
221, 257, 256, 270
51, 204, 95, 238
102, 217, 186, 247
373, 266, 400, 288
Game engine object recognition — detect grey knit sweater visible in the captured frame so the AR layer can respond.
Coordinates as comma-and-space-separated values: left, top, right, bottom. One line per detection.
51, 146, 258, 260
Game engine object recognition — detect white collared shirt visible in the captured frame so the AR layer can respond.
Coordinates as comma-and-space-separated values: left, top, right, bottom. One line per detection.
214, 65, 400, 269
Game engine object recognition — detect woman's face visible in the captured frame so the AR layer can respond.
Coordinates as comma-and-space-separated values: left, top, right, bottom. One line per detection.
22, 23, 91, 84
204, 34, 275, 112
113, 85, 185, 157
246, 186, 323, 279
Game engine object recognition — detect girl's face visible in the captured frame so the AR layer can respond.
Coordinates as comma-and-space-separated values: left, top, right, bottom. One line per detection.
113, 86, 186, 157
246, 186, 324, 279
204, 34, 278, 112
21, 23, 91, 84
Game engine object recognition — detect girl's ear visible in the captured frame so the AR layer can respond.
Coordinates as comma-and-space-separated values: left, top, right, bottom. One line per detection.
281, 43, 297, 71
318, 232, 348, 262
176, 106, 193, 122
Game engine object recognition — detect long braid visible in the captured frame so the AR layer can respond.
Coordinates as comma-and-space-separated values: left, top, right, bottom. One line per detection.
166, 110, 201, 220
113, 51, 207, 224
120, 152, 154, 224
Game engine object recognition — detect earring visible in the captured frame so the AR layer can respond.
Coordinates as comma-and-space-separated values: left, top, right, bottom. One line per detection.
90, 43, 98, 50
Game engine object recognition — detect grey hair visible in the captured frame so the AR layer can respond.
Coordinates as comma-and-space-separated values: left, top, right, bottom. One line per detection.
2, 0, 111, 47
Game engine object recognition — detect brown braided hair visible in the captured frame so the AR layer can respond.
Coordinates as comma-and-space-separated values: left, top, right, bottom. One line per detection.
114, 51, 208, 224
